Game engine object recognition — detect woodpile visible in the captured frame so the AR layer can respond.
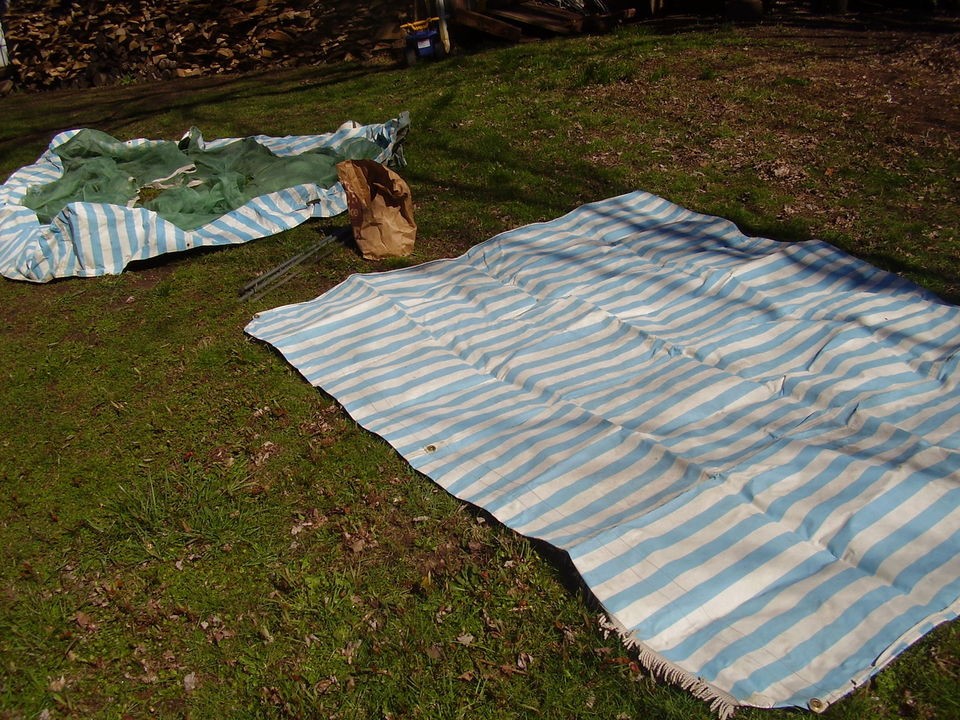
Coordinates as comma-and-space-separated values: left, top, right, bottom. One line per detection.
0, 0, 648, 95
0, 0, 407, 94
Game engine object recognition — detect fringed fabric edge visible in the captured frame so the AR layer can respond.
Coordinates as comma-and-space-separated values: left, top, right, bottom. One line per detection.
597, 614, 740, 720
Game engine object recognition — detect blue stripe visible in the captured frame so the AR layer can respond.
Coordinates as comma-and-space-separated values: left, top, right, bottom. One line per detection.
85, 206, 106, 273
105, 205, 126, 273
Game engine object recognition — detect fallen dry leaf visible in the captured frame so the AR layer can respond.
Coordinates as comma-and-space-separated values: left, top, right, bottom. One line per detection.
349, 538, 366, 553
341, 639, 362, 664
316, 676, 339, 694
183, 671, 198, 692
75, 611, 96, 631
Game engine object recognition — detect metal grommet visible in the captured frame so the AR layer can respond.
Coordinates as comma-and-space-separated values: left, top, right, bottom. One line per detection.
425, 444, 437, 453
808, 698, 826, 713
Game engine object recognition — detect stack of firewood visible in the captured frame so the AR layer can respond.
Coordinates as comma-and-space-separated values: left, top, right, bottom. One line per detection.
0, 0, 406, 94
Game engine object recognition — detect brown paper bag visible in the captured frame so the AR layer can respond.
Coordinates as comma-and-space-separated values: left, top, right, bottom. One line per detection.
336, 159, 416, 260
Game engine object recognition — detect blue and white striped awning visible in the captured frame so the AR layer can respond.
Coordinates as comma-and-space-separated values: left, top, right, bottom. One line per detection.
246, 191, 960, 715
0, 116, 406, 282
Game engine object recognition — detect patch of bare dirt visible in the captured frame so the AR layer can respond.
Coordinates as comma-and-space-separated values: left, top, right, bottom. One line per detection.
759, 25, 960, 141
590, 7, 960, 297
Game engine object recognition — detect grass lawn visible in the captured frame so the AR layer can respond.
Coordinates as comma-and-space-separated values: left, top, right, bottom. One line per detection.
1, 7, 959, 719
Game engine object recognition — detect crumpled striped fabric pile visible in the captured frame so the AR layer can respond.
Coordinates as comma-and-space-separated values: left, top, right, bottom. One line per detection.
0, 115, 406, 282
246, 191, 960, 715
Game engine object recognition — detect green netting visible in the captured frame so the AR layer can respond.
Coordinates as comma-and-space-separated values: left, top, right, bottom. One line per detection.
23, 128, 382, 230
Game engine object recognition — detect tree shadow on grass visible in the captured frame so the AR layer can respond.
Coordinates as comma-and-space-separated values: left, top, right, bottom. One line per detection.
650, 0, 960, 36
0, 61, 393, 167
731, 214, 960, 305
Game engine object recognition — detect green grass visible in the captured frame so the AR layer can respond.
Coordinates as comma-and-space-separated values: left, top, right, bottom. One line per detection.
1, 15, 959, 720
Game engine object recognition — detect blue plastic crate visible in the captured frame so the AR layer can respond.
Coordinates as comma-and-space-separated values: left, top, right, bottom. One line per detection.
408, 28, 440, 58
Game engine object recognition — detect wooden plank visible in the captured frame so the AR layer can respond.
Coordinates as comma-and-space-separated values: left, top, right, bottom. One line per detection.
449, 8, 523, 41
486, 7, 577, 34
516, 2, 585, 31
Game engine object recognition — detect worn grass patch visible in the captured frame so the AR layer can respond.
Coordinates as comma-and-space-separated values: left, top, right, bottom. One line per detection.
1, 8, 959, 720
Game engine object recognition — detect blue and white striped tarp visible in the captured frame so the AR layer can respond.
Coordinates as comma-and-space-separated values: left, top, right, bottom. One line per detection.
246, 191, 960, 715
0, 116, 406, 282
